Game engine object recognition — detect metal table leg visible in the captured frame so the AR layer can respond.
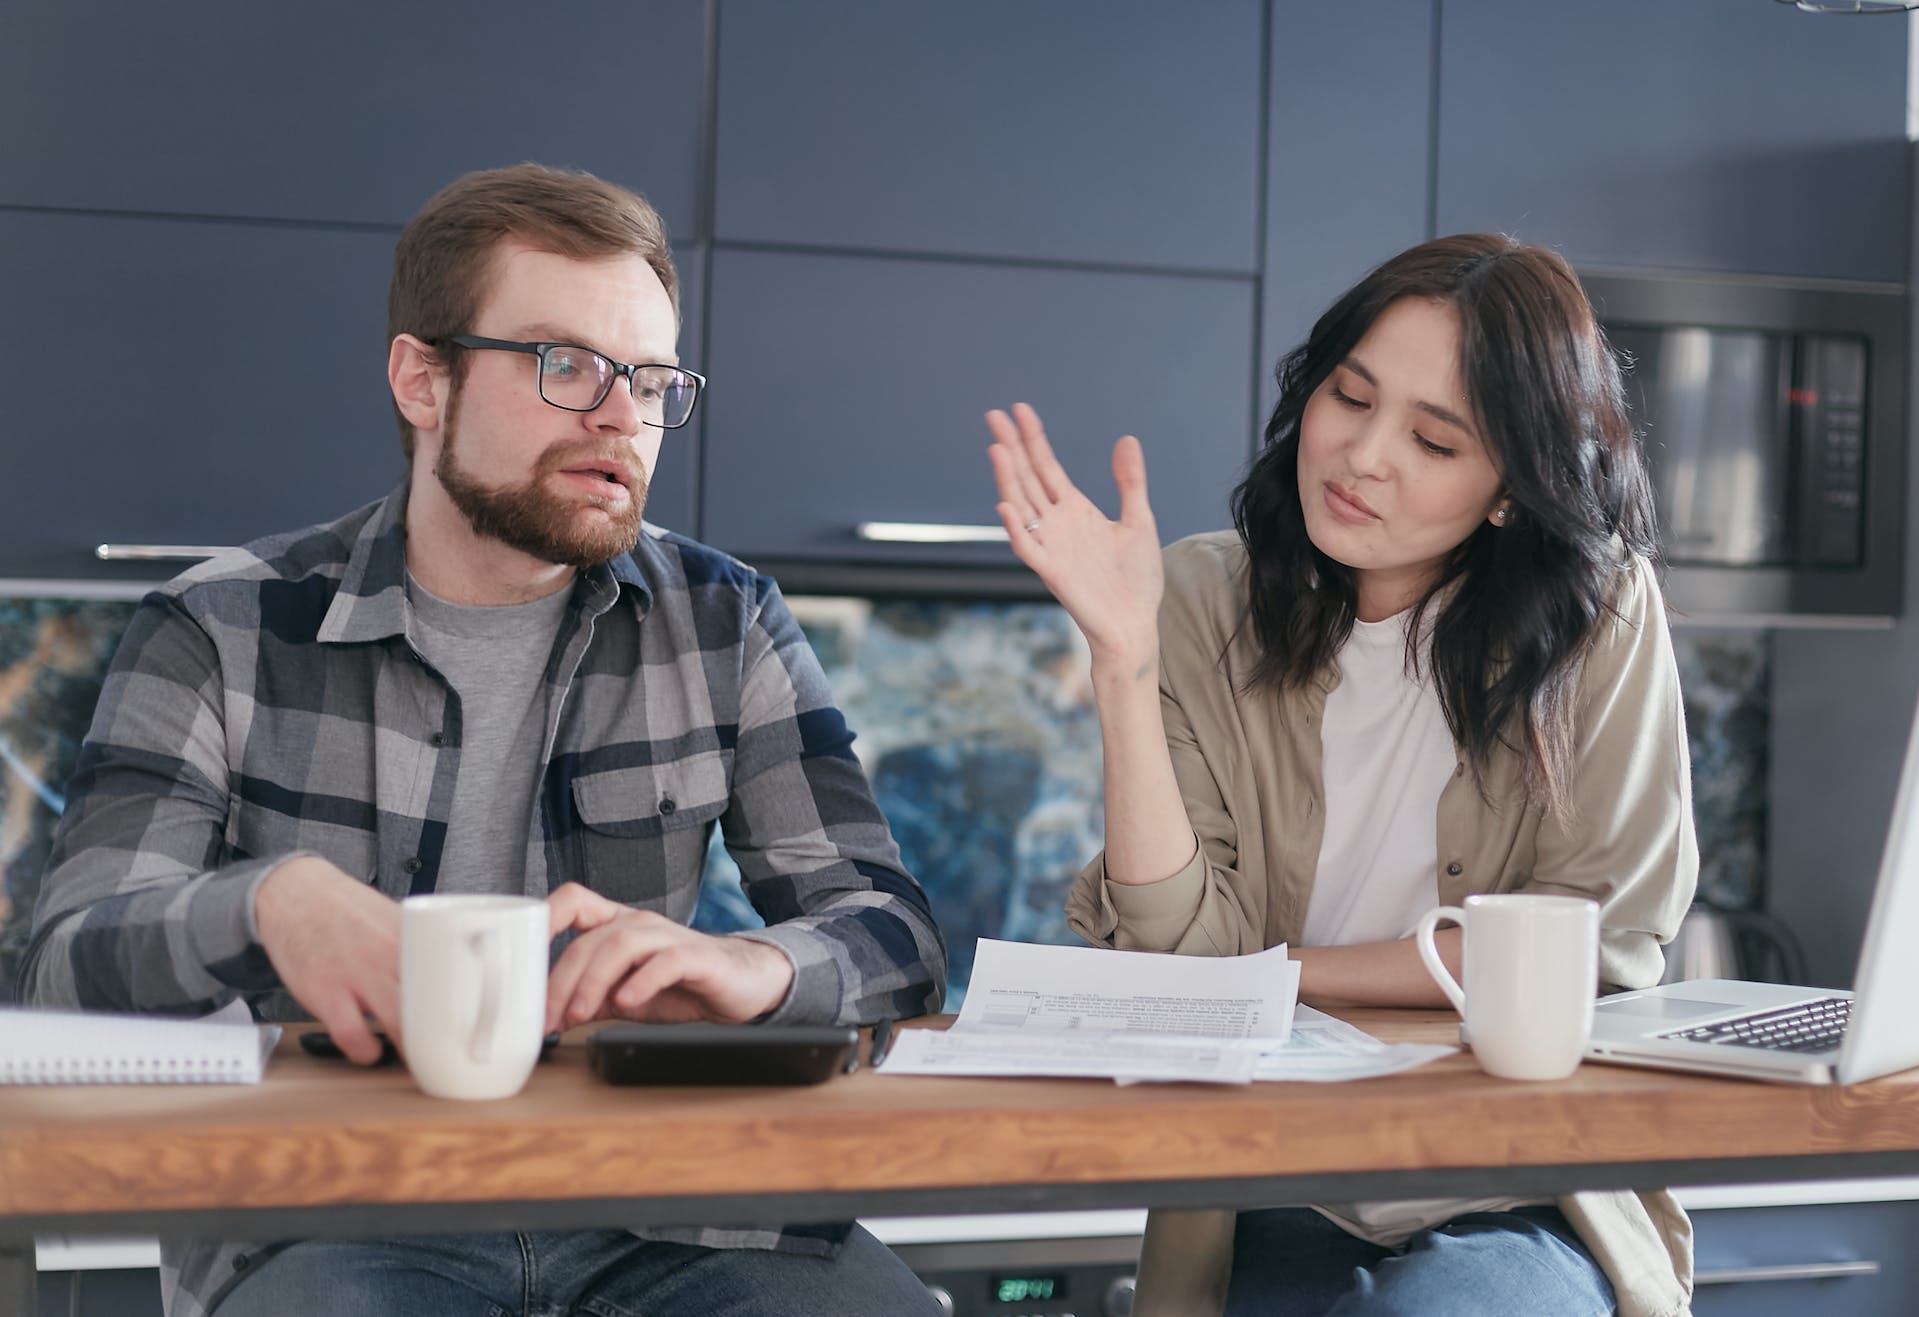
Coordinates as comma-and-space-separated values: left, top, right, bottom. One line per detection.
0, 1240, 35, 1317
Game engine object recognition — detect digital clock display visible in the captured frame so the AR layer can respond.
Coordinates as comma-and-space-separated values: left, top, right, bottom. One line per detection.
992, 1273, 1066, 1303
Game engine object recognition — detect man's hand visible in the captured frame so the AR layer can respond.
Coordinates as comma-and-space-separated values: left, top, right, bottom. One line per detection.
544, 883, 796, 1032
253, 856, 402, 1065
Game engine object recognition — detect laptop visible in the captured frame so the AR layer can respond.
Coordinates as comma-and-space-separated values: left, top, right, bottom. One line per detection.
1585, 693, 1919, 1086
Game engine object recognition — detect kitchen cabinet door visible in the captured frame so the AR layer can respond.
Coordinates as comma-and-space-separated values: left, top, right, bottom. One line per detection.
34, 1269, 161, 1317
0, 213, 701, 582
0, 212, 400, 583
0, 1, 707, 237
1434, 0, 1907, 283
698, 247, 1255, 570
1261, 0, 1433, 423
1690, 1199, 1919, 1316
712, 0, 1263, 274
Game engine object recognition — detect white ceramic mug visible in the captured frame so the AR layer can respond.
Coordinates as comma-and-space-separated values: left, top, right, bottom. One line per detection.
1414, 893, 1599, 1081
400, 894, 549, 1100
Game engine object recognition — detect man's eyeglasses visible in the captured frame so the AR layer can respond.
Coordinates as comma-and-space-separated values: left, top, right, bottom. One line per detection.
448, 335, 705, 429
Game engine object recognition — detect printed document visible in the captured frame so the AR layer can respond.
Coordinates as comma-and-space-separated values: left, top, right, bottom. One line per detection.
878, 938, 1454, 1084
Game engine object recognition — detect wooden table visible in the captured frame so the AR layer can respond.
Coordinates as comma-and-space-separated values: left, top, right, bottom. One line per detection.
5, 1011, 1919, 1306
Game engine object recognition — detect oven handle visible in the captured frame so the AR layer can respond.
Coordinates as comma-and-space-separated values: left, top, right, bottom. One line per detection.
1693, 1259, 1880, 1285
95, 544, 232, 562
854, 522, 1010, 545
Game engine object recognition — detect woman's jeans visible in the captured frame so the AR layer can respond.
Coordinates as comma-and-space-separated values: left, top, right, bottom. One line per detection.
212, 1225, 940, 1317
1225, 1205, 1616, 1316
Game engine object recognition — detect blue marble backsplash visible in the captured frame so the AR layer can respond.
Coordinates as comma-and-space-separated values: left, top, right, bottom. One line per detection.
0, 593, 1767, 1008
0, 600, 138, 999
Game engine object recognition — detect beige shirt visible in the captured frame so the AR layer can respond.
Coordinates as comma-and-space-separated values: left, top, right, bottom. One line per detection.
1068, 531, 1699, 1317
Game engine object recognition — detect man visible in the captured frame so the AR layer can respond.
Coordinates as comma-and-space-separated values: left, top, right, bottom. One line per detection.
22, 163, 946, 1317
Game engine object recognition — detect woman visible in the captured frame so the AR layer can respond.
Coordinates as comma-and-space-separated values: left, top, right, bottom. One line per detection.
986, 235, 1697, 1317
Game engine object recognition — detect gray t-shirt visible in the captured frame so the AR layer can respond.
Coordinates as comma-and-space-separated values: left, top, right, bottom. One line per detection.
405, 573, 572, 896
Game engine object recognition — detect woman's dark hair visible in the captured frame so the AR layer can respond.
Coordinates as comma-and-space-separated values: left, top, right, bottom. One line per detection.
1229, 233, 1658, 819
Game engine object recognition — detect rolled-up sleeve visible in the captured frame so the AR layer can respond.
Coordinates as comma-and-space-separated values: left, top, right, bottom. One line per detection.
721, 578, 946, 1024
1065, 535, 1271, 958
1529, 556, 1699, 991
19, 595, 282, 1010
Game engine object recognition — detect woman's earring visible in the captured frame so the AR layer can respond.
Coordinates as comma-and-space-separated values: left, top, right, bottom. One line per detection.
1492, 505, 1510, 526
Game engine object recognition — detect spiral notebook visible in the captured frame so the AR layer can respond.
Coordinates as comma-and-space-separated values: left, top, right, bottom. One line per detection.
0, 1000, 280, 1085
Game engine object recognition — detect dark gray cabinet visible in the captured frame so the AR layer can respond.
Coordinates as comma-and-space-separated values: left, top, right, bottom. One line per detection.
699, 247, 1255, 567
35, 1267, 162, 1317
0, 211, 703, 579
1434, 0, 1908, 282
1261, 0, 1433, 422
2, 1, 1912, 585
0, 211, 402, 581
0, 1, 712, 584
713, 0, 1263, 273
0, 3, 707, 236
1690, 1198, 1919, 1315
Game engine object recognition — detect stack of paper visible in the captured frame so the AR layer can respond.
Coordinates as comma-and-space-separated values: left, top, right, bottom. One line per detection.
0, 999, 280, 1085
879, 939, 1453, 1085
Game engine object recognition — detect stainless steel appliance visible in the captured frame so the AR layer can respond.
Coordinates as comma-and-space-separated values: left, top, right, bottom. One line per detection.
892, 1234, 1139, 1317
1580, 269, 1907, 622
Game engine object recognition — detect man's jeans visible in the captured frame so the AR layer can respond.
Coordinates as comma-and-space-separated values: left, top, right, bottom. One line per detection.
212, 1226, 941, 1317
1225, 1205, 1617, 1317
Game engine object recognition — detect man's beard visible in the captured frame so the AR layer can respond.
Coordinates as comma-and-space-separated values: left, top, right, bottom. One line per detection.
434, 394, 647, 568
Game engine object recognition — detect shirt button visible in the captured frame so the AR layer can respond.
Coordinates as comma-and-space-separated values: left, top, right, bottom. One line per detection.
1445, 861, 1463, 877
658, 796, 677, 815
430, 731, 445, 747
403, 857, 423, 874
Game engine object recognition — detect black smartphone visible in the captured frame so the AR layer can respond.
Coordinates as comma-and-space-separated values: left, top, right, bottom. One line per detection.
298, 1029, 401, 1066
299, 1030, 561, 1066
587, 1022, 859, 1086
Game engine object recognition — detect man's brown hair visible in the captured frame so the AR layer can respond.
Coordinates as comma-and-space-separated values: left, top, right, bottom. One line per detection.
387, 162, 680, 458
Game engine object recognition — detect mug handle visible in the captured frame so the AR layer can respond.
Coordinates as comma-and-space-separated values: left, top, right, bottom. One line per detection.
1414, 905, 1468, 1016
467, 928, 506, 1066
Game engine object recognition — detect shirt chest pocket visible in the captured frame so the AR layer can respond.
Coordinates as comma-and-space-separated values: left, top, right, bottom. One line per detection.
569, 753, 730, 909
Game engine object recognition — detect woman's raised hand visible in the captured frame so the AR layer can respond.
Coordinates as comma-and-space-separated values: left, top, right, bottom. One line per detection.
986, 402, 1164, 667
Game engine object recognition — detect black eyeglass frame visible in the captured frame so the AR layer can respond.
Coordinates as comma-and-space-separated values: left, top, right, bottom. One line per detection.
445, 334, 706, 428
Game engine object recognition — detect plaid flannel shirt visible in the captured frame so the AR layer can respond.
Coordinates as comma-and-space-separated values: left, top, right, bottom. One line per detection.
21, 487, 945, 1316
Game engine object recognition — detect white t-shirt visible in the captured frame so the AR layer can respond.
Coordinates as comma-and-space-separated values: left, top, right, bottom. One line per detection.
1303, 609, 1455, 947
1305, 608, 1546, 1243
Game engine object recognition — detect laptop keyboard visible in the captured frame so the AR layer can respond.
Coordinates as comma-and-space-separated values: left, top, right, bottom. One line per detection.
1660, 996, 1852, 1054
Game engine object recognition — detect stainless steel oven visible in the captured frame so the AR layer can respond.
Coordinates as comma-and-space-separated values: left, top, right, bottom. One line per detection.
1580, 269, 1907, 622
892, 1234, 1140, 1317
